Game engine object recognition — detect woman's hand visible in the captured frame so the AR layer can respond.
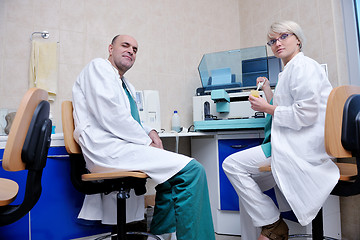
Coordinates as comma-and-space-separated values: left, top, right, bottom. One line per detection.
256, 76, 273, 103
249, 95, 276, 115
256, 77, 270, 90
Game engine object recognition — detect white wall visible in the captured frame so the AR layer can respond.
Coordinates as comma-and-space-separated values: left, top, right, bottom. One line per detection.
0, 0, 241, 132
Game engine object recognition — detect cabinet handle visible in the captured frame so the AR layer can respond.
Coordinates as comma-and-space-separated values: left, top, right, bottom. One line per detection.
230, 144, 247, 149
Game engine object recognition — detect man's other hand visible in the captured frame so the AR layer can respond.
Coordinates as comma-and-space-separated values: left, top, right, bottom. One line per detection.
149, 130, 163, 149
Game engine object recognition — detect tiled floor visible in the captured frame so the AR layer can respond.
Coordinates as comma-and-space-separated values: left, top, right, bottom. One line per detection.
73, 233, 242, 240
216, 234, 242, 240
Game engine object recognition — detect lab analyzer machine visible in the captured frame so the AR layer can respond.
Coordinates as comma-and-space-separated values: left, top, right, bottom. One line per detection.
193, 46, 282, 131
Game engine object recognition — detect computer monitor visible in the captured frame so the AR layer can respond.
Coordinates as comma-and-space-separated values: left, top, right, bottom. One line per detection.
242, 56, 282, 88
268, 56, 282, 87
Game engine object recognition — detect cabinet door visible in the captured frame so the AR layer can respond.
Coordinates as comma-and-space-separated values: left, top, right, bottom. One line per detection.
0, 147, 111, 240
0, 149, 30, 240
31, 146, 111, 239
218, 138, 263, 211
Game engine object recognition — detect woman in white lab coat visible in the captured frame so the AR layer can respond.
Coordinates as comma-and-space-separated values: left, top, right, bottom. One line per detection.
222, 21, 340, 240
72, 35, 215, 240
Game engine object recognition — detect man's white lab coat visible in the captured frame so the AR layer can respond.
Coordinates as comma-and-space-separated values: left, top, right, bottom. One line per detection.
72, 58, 191, 224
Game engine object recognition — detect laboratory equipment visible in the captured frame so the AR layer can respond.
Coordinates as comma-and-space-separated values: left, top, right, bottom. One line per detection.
193, 90, 267, 130
136, 90, 161, 132
193, 46, 282, 131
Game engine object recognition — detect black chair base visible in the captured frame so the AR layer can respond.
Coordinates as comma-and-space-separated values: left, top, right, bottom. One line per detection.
288, 209, 339, 240
93, 181, 161, 240
289, 234, 338, 239
95, 232, 161, 240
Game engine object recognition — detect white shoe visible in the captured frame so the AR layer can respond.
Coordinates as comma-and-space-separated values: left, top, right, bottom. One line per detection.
155, 235, 165, 240
157, 232, 177, 240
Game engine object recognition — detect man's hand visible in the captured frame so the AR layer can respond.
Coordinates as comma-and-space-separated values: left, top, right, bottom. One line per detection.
148, 130, 164, 149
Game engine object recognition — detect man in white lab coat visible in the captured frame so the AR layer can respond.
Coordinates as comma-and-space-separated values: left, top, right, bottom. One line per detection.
72, 34, 215, 240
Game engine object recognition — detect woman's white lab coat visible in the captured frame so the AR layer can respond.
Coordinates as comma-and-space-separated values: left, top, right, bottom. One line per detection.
72, 58, 191, 224
271, 52, 339, 226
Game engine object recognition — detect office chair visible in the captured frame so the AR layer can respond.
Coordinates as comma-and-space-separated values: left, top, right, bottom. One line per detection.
259, 85, 360, 239
61, 101, 161, 240
0, 88, 52, 226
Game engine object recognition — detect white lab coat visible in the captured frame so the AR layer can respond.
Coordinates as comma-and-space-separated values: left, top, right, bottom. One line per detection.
72, 58, 191, 224
271, 52, 340, 226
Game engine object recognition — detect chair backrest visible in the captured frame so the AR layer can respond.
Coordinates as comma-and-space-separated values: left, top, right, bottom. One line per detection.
325, 85, 360, 158
61, 100, 123, 194
325, 85, 360, 197
61, 101, 81, 155
62, 100, 99, 194
0, 88, 52, 226
3, 88, 50, 171
61, 100, 148, 196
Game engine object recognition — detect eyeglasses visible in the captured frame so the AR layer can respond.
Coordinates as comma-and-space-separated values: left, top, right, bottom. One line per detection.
267, 33, 294, 46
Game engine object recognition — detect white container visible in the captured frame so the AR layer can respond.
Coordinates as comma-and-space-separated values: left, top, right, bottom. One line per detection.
171, 110, 181, 132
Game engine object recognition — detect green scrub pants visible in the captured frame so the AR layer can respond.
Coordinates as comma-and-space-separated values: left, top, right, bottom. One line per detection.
150, 159, 215, 240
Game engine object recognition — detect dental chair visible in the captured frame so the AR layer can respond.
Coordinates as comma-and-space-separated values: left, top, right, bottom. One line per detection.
0, 88, 52, 226
61, 101, 160, 240
259, 85, 360, 239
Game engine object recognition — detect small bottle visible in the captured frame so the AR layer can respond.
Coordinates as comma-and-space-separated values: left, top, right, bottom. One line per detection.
171, 110, 181, 132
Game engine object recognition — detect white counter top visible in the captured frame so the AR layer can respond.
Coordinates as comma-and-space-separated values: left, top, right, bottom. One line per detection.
158, 131, 212, 137
0, 133, 65, 149
0, 131, 213, 149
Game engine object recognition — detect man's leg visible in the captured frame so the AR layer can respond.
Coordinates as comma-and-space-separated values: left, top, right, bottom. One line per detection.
150, 181, 176, 235
150, 159, 215, 240
169, 159, 215, 240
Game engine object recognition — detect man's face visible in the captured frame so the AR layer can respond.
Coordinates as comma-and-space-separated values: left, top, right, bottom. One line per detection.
108, 35, 138, 76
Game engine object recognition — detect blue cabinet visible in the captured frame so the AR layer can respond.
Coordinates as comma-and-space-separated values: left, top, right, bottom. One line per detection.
0, 146, 110, 240
217, 138, 297, 222
218, 138, 263, 211
191, 131, 264, 235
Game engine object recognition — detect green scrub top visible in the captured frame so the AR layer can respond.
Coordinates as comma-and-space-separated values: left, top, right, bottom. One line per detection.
260, 98, 273, 158
122, 81, 142, 126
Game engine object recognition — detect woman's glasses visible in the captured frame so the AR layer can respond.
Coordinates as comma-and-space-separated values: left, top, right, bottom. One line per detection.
267, 33, 294, 46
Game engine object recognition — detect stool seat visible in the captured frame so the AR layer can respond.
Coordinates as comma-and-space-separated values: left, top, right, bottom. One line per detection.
259, 162, 357, 181
336, 162, 358, 181
0, 178, 19, 207
82, 171, 148, 181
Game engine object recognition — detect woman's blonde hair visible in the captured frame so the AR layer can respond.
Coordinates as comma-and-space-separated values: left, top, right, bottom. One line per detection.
267, 20, 305, 50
